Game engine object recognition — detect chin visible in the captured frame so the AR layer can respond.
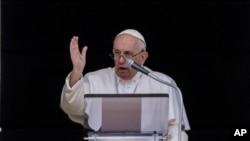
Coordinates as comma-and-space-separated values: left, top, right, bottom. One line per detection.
117, 73, 131, 80
119, 75, 130, 80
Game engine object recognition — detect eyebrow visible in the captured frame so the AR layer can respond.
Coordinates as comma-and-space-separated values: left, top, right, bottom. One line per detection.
113, 49, 133, 52
113, 49, 133, 53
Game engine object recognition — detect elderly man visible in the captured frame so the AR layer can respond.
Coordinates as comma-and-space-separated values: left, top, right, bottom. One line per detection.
60, 29, 190, 141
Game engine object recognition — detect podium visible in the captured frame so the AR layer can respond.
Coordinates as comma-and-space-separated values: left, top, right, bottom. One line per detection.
83, 94, 169, 141
84, 132, 167, 141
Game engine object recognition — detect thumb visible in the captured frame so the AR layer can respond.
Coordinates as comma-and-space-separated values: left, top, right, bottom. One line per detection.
81, 46, 88, 57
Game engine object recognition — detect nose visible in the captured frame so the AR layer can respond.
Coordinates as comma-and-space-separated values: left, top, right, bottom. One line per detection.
118, 55, 126, 64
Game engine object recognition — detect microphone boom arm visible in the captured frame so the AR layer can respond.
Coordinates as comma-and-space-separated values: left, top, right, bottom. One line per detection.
126, 59, 183, 141
148, 73, 183, 141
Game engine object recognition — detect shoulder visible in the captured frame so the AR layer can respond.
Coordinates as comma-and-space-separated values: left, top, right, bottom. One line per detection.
84, 67, 114, 78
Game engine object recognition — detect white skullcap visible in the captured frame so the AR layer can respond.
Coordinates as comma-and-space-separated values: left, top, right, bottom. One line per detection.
116, 29, 146, 44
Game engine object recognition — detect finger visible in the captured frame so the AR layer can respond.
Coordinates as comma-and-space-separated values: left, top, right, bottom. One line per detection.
80, 46, 88, 59
70, 36, 79, 51
70, 36, 78, 48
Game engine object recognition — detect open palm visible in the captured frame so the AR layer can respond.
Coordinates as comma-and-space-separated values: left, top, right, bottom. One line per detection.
69, 36, 88, 72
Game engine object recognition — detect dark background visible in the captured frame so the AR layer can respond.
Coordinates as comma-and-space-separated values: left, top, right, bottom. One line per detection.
1, 0, 250, 141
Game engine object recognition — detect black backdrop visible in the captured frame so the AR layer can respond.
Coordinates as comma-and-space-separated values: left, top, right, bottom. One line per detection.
1, 0, 250, 141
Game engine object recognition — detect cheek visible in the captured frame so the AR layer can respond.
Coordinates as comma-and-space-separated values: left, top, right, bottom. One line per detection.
114, 60, 118, 65
135, 57, 144, 65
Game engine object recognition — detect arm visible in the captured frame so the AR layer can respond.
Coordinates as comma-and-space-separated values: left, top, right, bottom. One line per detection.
166, 77, 190, 141
60, 36, 89, 126
69, 36, 87, 87
167, 124, 188, 141
167, 89, 189, 141
60, 74, 86, 125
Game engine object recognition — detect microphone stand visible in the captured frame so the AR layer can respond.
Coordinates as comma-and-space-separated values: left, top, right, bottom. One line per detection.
148, 73, 183, 141
126, 59, 184, 141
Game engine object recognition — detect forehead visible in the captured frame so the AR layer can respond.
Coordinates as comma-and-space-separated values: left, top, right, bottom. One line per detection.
113, 34, 140, 51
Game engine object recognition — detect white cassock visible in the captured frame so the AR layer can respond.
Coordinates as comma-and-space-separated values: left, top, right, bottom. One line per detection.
60, 67, 190, 141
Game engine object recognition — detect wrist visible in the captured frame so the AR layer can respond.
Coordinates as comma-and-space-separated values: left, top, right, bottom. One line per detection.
72, 68, 83, 75
69, 70, 83, 87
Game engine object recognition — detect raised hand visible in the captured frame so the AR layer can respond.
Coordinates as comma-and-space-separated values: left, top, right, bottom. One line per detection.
69, 36, 88, 87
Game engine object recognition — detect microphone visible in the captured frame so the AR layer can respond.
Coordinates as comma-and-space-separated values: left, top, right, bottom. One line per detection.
126, 59, 150, 75
126, 59, 177, 93
126, 59, 184, 141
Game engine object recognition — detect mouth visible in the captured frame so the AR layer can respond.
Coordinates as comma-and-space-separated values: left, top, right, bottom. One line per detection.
117, 65, 130, 71
116, 66, 133, 79
118, 66, 129, 70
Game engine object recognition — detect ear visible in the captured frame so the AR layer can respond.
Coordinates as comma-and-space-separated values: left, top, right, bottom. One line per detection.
139, 51, 148, 65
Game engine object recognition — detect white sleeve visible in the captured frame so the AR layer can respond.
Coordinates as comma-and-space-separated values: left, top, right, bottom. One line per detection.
60, 72, 89, 127
167, 124, 188, 141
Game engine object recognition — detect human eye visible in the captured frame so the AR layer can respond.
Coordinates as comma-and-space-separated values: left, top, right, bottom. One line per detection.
113, 50, 120, 54
124, 51, 133, 58
113, 50, 121, 57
